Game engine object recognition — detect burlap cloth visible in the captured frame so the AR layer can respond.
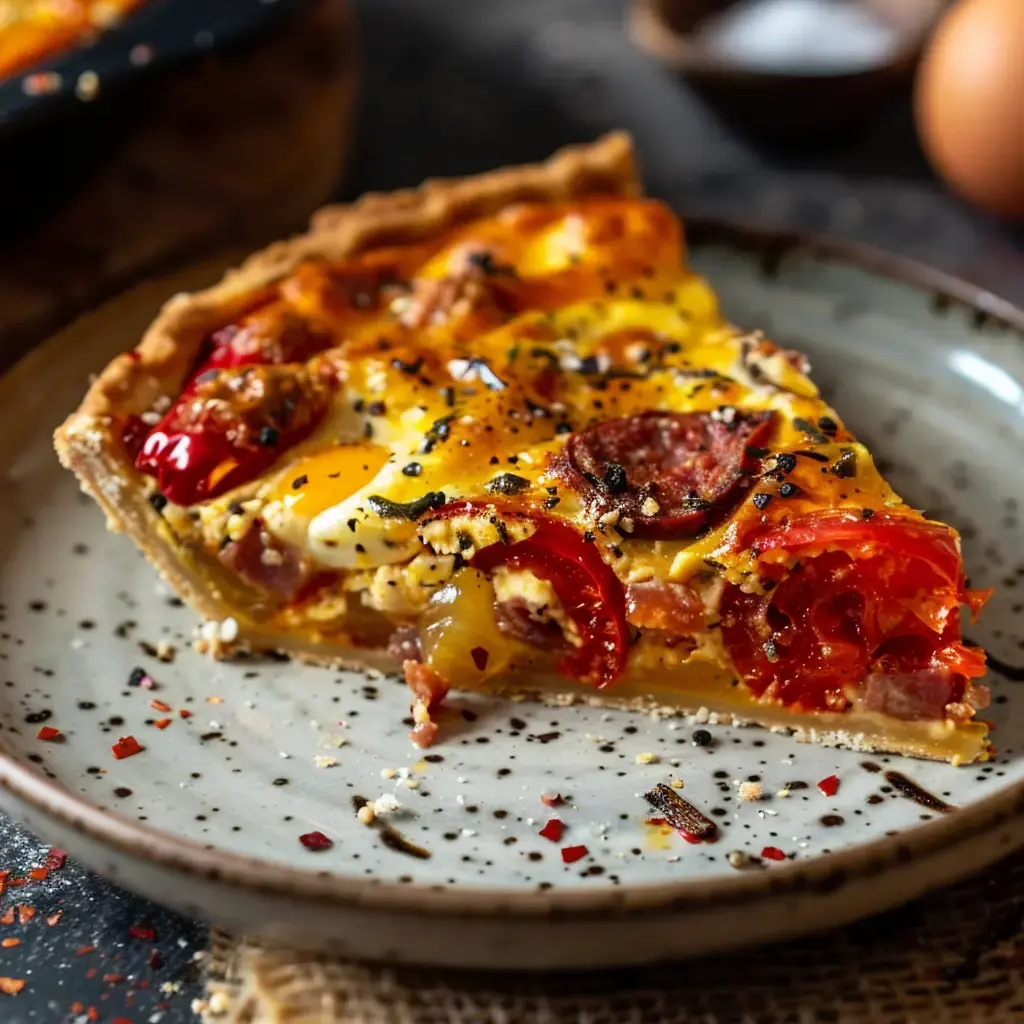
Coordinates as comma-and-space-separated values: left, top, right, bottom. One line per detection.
200, 853, 1024, 1023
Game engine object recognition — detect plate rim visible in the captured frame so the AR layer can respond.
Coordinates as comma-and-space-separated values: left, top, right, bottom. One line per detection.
2, 217, 1022, 921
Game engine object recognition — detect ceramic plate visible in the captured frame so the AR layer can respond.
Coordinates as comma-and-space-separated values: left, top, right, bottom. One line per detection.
1, 228, 1022, 969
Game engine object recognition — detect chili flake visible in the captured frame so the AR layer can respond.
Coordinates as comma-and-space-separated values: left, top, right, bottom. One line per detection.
179, 709, 192, 719
46, 912, 62, 927
538, 818, 565, 843
0, 939, 19, 948
470, 646, 489, 671
111, 735, 143, 759
27, 869, 47, 881
45, 848, 66, 870
16, 906, 33, 924
761, 846, 786, 861
36, 726, 62, 741
299, 831, 333, 851
129, 925, 156, 941
153, 718, 172, 730
0, 977, 25, 994
0, 910, 11, 925
561, 844, 589, 864
540, 793, 564, 807
817, 775, 840, 797
149, 699, 172, 712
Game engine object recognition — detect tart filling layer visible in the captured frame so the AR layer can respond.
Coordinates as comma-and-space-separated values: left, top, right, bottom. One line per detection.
56, 135, 991, 762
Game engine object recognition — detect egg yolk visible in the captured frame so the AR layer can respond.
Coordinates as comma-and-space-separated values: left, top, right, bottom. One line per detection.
270, 443, 390, 519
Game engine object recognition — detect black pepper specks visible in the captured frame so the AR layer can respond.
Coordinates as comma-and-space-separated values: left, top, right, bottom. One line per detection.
486, 473, 529, 496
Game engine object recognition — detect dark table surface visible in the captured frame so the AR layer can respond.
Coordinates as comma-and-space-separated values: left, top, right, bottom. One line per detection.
2, 0, 1022, 1019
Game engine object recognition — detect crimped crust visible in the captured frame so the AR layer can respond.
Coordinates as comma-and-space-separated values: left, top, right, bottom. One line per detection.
54, 133, 640, 626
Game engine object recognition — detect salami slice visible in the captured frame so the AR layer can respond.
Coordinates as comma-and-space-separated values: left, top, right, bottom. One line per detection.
556, 409, 774, 539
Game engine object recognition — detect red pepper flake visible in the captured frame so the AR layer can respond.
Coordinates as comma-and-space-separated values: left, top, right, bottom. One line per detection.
27, 869, 48, 881
561, 844, 589, 864
0, 910, 12, 925
45, 848, 67, 871
129, 925, 155, 941
46, 912, 61, 927
111, 735, 143, 760
761, 846, 786, 861
153, 718, 172, 730
817, 774, 840, 797
112, 1018, 134, 1024
76, 945, 96, 956
540, 792, 564, 807
7, 878, 27, 888
149, 700, 172, 713
36, 726, 62, 741
179, 709, 192, 719
0, 939, 19, 948
680, 831, 707, 844
85, 968, 97, 979
148, 950, 163, 969
15, 907, 33, 925
538, 818, 565, 842
0, 976, 25, 994
87, 1005, 100, 1020
70, 1003, 84, 1015
102, 972, 125, 983
470, 646, 489, 671
298, 831, 333, 851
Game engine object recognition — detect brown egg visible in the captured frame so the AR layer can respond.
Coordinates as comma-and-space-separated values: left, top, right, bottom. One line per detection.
915, 0, 1024, 219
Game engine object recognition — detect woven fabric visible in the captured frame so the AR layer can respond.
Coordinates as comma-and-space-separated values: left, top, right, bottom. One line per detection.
201, 853, 1024, 1023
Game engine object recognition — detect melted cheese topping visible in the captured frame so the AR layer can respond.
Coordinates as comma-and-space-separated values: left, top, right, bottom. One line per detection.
186, 197, 912, 641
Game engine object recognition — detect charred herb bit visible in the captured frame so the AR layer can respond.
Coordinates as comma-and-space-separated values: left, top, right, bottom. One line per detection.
817, 416, 839, 435
148, 492, 168, 513
793, 417, 831, 445
794, 449, 829, 463
402, 462, 423, 478
703, 557, 727, 572
752, 492, 773, 510
861, 507, 876, 520
494, 519, 511, 546
487, 473, 530, 496
779, 482, 801, 499
643, 783, 717, 840
257, 426, 279, 447
419, 415, 455, 454
440, 386, 455, 408
602, 462, 629, 494
391, 356, 425, 376
368, 400, 387, 417
456, 530, 474, 551
470, 647, 489, 671
763, 637, 780, 663
554, 421, 574, 435
367, 491, 446, 521
467, 250, 515, 276
292, 474, 309, 490
830, 448, 858, 479
771, 453, 798, 477
543, 496, 561, 510
746, 445, 770, 459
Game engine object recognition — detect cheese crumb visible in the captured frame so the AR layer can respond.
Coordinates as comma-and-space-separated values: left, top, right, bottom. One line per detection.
314, 755, 338, 769
357, 805, 376, 825
640, 496, 661, 517
728, 850, 751, 869
738, 781, 763, 802
670, 778, 684, 789
635, 752, 659, 765
381, 768, 397, 779
371, 793, 402, 816
405, 778, 420, 790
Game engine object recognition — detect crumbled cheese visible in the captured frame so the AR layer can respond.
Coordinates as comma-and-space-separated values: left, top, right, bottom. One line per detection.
776, 787, 791, 799
738, 782, 763, 802
635, 752, 659, 765
640, 496, 661, 517
371, 793, 402, 816
404, 778, 420, 790
619, 517, 635, 533
598, 509, 621, 527
381, 768, 397, 779
357, 805, 376, 825
670, 778, 684, 789
314, 755, 338, 769
728, 850, 751, 869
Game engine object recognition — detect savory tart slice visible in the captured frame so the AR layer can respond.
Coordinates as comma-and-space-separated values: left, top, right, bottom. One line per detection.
56, 134, 992, 763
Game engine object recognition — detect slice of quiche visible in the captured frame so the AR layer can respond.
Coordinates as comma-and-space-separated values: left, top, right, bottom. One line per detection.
55, 133, 992, 762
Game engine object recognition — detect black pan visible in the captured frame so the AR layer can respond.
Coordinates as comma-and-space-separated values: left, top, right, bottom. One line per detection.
0, 0, 308, 242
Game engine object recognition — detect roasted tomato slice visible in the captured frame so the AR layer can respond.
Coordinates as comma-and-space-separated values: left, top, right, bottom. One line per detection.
721, 510, 990, 714
136, 365, 330, 506
202, 307, 335, 372
554, 410, 774, 539
431, 500, 630, 687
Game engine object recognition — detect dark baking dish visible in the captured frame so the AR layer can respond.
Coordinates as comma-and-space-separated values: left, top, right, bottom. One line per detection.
0, 0, 308, 241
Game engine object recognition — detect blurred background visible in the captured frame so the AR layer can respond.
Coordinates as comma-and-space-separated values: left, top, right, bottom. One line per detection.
0, 0, 1021, 1019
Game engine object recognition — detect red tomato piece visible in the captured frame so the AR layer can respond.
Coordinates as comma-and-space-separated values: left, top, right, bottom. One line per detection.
723, 510, 989, 715
560, 844, 589, 864
538, 818, 565, 842
432, 501, 630, 687
111, 736, 143, 760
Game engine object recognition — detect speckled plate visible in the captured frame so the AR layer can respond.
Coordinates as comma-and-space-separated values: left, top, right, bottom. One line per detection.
0, 227, 1023, 969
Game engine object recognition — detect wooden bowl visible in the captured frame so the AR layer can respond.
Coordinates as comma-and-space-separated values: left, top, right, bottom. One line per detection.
628, 0, 947, 146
